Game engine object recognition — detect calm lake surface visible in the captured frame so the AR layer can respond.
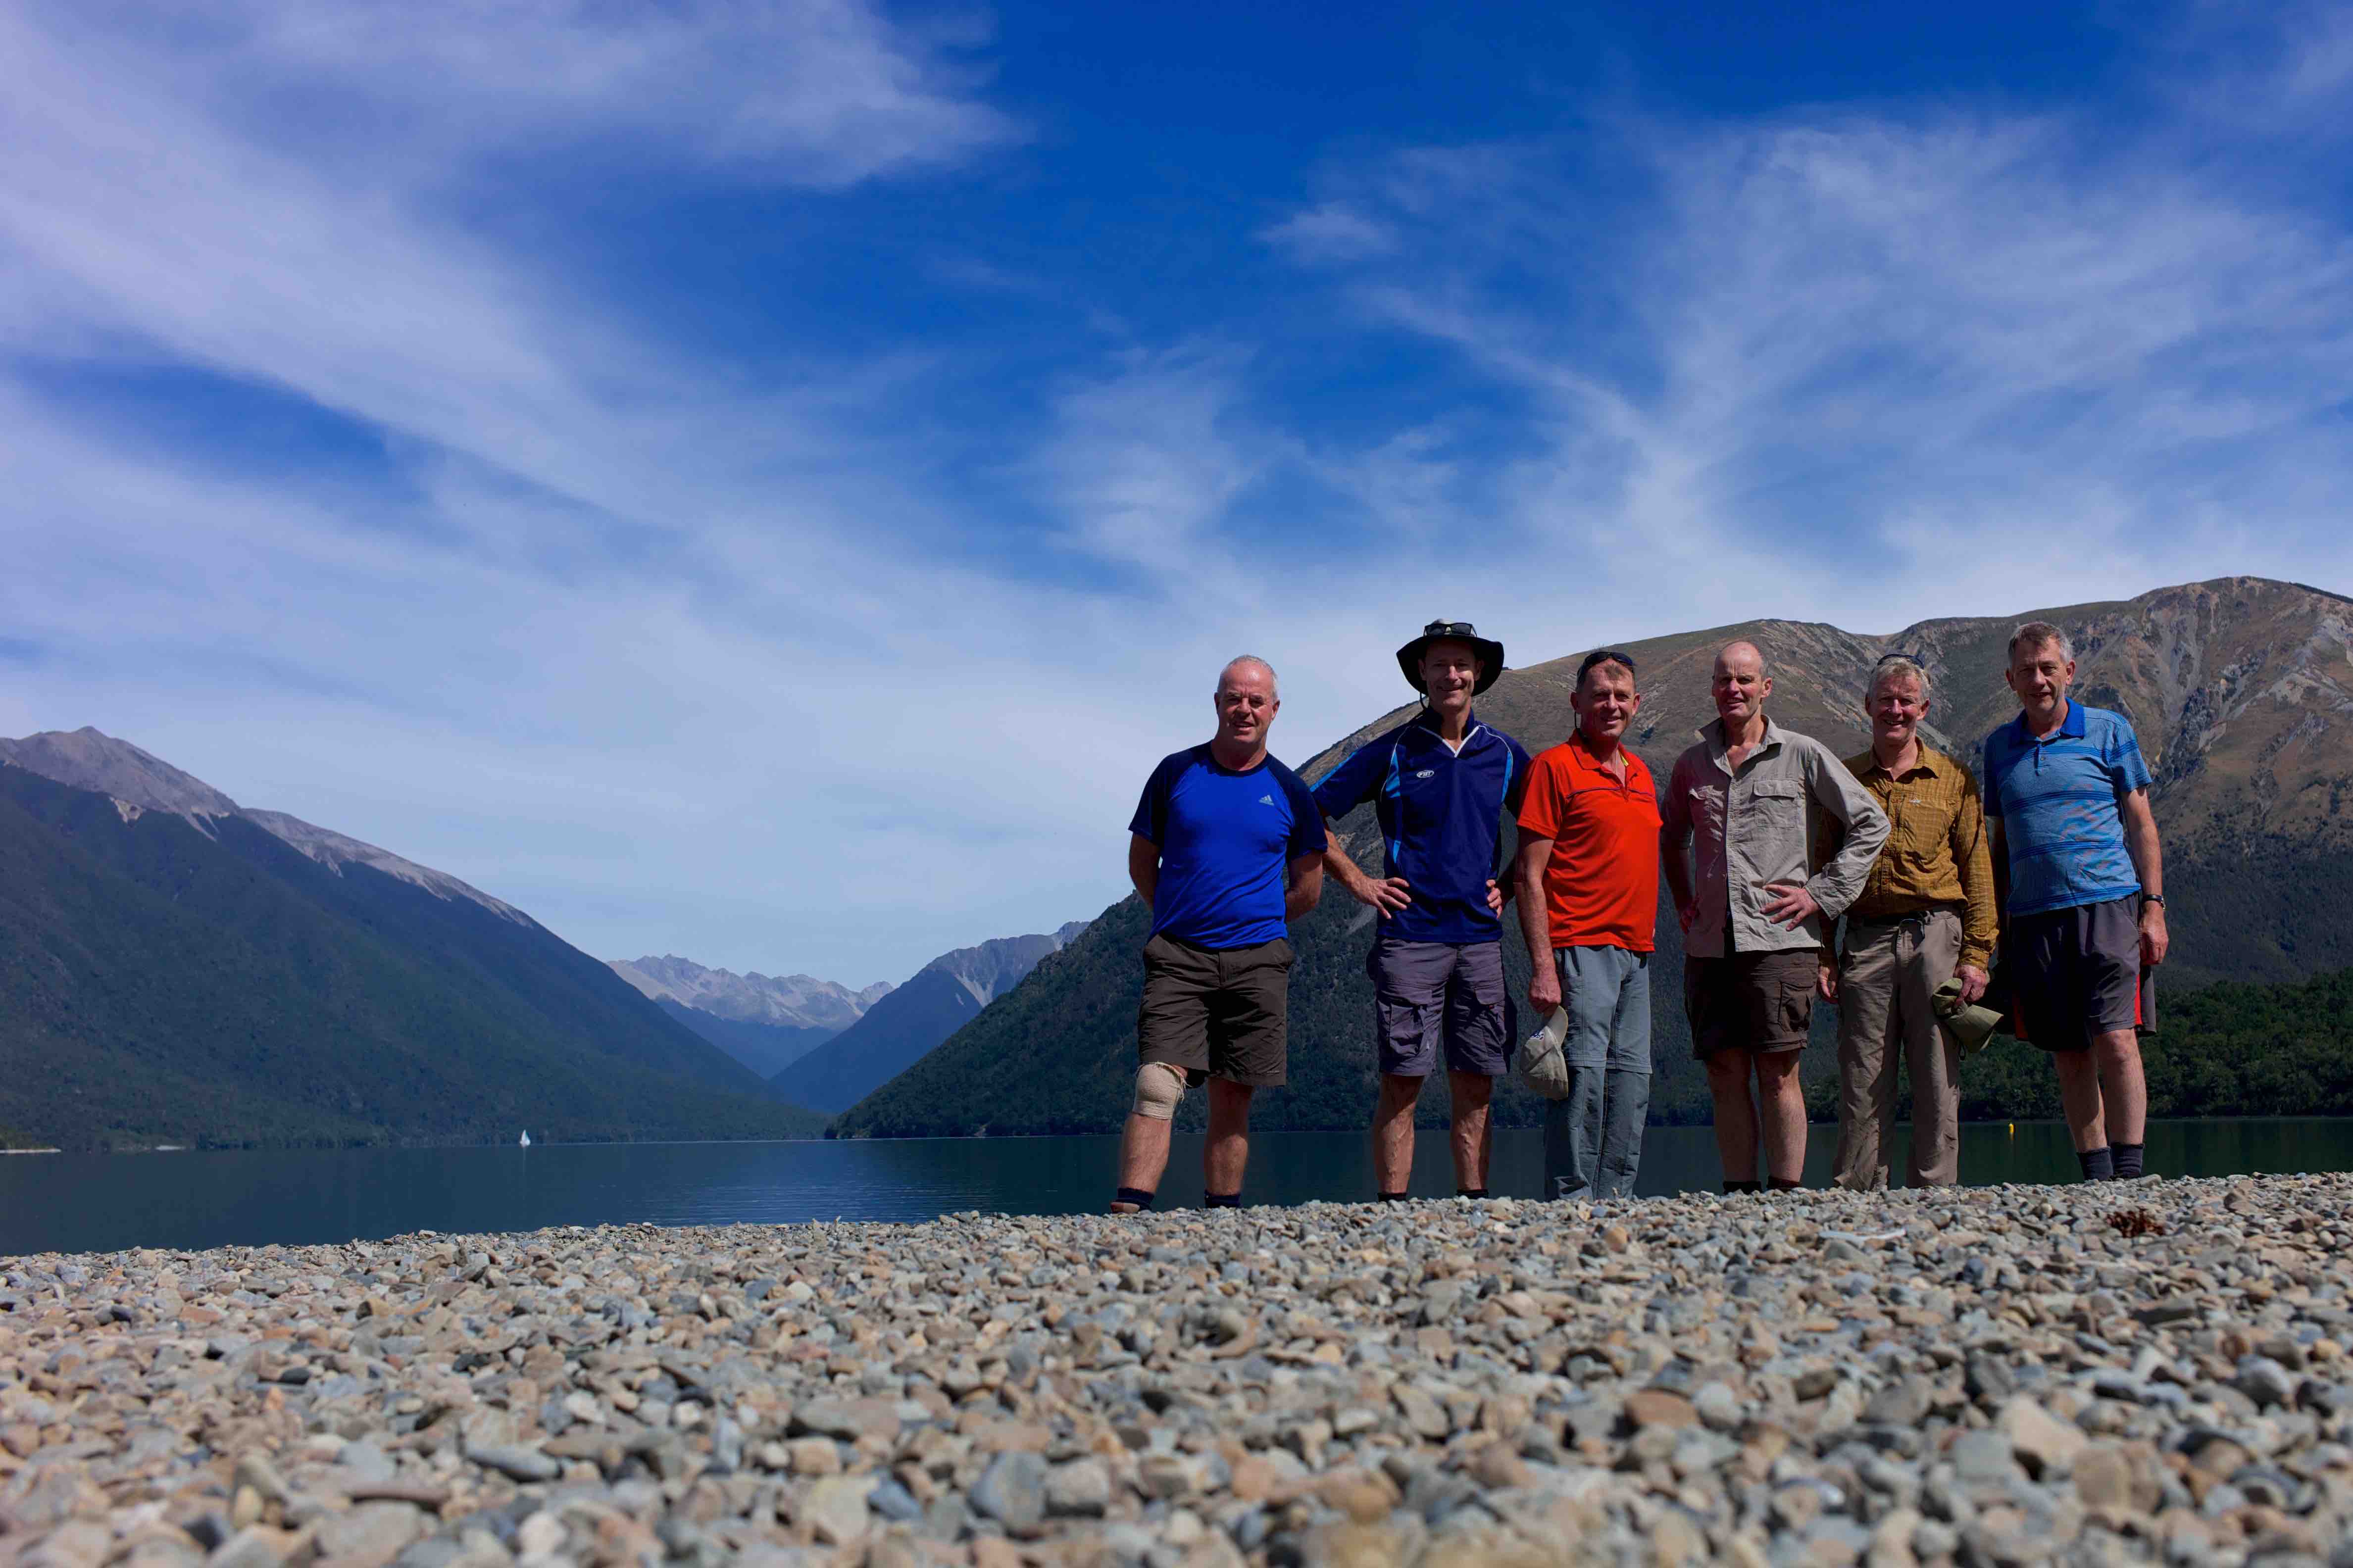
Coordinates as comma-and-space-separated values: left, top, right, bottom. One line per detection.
4, 1119, 2348, 1257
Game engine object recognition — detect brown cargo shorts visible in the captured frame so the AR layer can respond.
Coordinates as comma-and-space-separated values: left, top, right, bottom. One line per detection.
1684, 947, 1817, 1059
1137, 932, 1294, 1088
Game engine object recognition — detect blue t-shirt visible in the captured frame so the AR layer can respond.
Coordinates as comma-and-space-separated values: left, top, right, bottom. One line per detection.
1982, 701, 2153, 917
1129, 745, 1326, 950
1308, 712, 1532, 945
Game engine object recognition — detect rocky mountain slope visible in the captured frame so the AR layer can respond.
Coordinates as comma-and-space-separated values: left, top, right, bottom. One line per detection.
604, 956, 893, 1079
0, 731, 824, 1149
0, 730, 526, 921
605, 955, 890, 1031
773, 923, 1091, 1113
834, 576, 2353, 1139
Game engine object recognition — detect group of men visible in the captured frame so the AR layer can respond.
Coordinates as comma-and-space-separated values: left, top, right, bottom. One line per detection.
1110, 618, 2168, 1212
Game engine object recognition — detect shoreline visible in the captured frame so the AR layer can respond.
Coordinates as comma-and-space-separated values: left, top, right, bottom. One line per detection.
4, 1175, 2350, 1566
14, 1110, 2353, 1160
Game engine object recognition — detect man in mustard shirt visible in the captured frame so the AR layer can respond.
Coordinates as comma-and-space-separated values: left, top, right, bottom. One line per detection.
1818, 656, 1998, 1189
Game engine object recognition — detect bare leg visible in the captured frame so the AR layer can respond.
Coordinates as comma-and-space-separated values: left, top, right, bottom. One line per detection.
2052, 1050, 2107, 1152
2093, 1029, 2146, 1146
1371, 1075, 1422, 1194
1448, 1070, 1493, 1190
1204, 1078, 1255, 1194
1704, 1052, 1757, 1185
1756, 1051, 1808, 1185
1113, 1114, 1173, 1213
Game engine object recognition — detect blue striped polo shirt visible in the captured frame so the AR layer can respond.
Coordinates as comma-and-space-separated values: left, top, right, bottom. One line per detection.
1981, 701, 2153, 917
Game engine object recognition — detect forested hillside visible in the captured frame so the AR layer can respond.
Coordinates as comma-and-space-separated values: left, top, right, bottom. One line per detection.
0, 756, 823, 1150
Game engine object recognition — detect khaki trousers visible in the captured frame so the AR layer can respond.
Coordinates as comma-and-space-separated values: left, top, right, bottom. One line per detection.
1831, 908, 1963, 1190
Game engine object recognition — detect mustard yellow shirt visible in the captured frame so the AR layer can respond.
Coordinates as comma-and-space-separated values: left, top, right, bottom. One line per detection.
1820, 744, 1998, 969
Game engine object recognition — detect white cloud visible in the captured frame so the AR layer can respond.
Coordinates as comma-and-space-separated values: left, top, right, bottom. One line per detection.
1258, 203, 1395, 264
28, 0, 1019, 191
1030, 347, 1269, 580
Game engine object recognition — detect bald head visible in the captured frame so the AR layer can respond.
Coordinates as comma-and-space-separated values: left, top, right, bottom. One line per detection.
1210, 655, 1280, 760
1714, 640, 1766, 679
1710, 639, 1772, 732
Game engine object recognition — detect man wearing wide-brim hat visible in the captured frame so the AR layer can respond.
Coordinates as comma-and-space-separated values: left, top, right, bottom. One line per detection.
1310, 621, 1532, 1201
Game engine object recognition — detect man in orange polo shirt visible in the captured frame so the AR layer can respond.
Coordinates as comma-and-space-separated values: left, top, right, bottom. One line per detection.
1513, 650, 1662, 1199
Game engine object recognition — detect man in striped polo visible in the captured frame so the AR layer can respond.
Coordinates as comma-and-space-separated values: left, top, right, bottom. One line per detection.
1313, 621, 1532, 1202
1983, 621, 2168, 1182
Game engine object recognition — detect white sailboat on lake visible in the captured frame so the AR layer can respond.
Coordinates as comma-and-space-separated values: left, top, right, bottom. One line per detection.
518, 1129, 531, 1147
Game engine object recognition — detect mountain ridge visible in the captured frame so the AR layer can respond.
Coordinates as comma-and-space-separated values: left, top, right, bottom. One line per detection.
606, 954, 892, 1031
0, 728, 527, 923
773, 922, 1093, 1114
0, 732, 822, 1149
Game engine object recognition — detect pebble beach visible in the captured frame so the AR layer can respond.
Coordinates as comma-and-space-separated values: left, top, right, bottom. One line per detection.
5, 1175, 2352, 1568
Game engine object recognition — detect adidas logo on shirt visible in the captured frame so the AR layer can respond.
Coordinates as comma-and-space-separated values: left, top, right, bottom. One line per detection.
1259, 794, 1274, 805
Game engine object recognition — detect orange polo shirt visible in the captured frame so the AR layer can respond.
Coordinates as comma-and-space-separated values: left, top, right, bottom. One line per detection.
1516, 732, 1663, 953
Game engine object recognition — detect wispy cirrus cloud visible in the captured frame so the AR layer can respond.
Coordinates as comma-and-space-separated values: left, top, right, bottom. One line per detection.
1260, 86, 2353, 653
19, 0, 1020, 191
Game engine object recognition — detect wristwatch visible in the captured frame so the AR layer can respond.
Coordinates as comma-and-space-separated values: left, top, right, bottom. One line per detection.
2142, 893, 2166, 906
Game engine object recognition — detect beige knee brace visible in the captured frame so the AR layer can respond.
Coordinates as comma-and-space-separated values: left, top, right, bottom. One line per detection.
1131, 1061, 1188, 1121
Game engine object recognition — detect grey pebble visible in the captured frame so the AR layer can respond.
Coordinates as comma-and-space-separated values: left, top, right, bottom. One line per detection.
971, 1450, 1048, 1534
15, 1173, 2353, 1568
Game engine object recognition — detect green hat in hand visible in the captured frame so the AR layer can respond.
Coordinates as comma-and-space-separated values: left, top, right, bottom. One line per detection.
1932, 978, 2003, 1057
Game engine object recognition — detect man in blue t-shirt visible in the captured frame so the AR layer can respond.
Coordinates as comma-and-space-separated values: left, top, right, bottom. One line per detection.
1312, 620, 1532, 1201
1983, 621, 2170, 1182
1113, 655, 1327, 1214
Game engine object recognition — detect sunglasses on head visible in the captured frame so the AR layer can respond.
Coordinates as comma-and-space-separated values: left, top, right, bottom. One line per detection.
1577, 649, 1637, 681
1876, 651, 1928, 665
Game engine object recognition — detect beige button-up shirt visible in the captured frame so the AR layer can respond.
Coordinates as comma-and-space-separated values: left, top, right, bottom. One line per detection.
1661, 717, 1890, 958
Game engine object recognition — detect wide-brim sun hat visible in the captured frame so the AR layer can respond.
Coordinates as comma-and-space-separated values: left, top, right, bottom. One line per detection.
1396, 619, 1506, 695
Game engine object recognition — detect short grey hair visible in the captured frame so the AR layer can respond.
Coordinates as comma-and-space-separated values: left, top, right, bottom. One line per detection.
1870, 658, 1932, 701
1217, 655, 1278, 699
1716, 639, 1768, 676
2008, 621, 2074, 664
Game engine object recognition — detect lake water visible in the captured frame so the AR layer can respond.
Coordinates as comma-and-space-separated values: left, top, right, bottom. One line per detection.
4, 1119, 2348, 1256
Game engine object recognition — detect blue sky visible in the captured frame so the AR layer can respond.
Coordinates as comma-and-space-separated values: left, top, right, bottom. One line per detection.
4, 0, 2350, 985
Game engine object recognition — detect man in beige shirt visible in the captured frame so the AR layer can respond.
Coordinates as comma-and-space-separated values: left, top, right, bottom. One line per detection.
1818, 655, 1998, 1190
1660, 641, 1888, 1193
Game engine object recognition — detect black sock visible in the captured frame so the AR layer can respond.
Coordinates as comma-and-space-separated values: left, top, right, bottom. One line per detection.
1723, 1180, 1761, 1194
1204, 1192, 1242, 1208
2112, 1143, 2145, 1180
2077, 1146, 2115, 1182
1113, 1187, 1155, 1210
1768, 1178, 1802, 1192
1377, 1191, 1410, 1203
1455, 1187, 1489, 1200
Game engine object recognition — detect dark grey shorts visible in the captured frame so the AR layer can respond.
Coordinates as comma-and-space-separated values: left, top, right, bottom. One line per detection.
1137, 933, 1293, 1087
1366, 936, 1513, 1078
2006, 894, 2157, 1054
